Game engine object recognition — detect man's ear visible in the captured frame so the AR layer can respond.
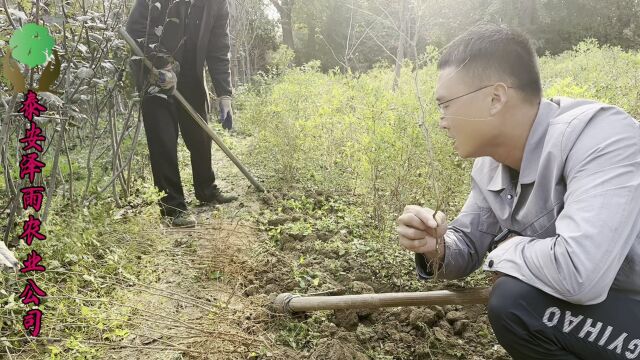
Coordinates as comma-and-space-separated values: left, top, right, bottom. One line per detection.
489, 82, 509, 115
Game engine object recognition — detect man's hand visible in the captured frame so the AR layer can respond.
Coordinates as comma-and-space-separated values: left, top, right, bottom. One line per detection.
152, 65, 177, 91
396, 205, 448, 263
218, 95, 233, 130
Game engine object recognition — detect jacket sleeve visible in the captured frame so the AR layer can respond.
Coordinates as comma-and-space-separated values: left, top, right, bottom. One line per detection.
125, 0, 174, 69
483, 108, 640, 305
205, 0, 233, 97
416, 175, 500, 280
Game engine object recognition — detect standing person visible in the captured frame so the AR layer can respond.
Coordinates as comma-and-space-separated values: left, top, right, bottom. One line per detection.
396, 24, 640, 359
126, 0, 237, 227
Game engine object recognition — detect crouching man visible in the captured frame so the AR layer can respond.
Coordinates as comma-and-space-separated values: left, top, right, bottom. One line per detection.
397, 24, 640, 360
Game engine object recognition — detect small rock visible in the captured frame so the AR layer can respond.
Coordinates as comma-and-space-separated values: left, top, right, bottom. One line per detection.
453, 319, 470, 336
281, 241, 299, 252
350, 281, 374, 294
248, 308, 270, 322
305, 233, 319, 242
352, 272, 370, 281
436, 319, 452, 332
444, 305, 458, 312
333, 309, 359, 330
445, 310, 467, 323
355, 324, 375, 342
395, 309, 411, 323
289, 232, 305, 241
335, 331, 358, 344
320, 322, 339, 335
250, 293, 269, 303
266, 293, 278, 304
414, 344, 433, 360
409, 308, 438, 328
433, 327, 448, 341
284, 279, 298, 289
356, 309, 373, 319
309, 338, 367, 360
243, 284, 259, 296
264, 283, 280, 295
388, 329, 400, 341
398, 332, 413, 344
267, 215, 289, 227
432, 305, 445, 319
383, 342, 396, 353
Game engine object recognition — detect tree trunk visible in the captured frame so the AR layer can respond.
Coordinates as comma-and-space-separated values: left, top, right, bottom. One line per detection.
271, 0, 295, 50
306, 17, 316, 60
280, 2, 295, 51
229, 0, 239, 87
519, 0, 537, 28
393, 0, 408, 92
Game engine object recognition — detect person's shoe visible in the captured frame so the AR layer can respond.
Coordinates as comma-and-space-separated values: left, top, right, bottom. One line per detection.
197, 186, 238, 205
169, 212, 197, 228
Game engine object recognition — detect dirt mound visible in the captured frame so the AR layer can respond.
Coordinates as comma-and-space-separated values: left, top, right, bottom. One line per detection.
310, 337, 368, 360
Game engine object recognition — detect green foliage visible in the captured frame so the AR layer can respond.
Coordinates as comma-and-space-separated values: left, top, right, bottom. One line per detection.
266, 44, 296, 76
0, 180, 165, 358
241, 40, 640, 237
245, 39, 640, 359
240, 41, 640, 301
239, 61, 472, 234
540, 39, 640, 118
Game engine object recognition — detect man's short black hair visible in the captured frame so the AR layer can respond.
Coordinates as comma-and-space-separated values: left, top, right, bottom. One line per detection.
438, 23, 542, 101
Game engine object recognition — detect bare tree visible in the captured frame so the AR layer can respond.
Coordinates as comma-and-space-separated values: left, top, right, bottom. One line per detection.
392, 0, 409, 92
269, 0, 295, 50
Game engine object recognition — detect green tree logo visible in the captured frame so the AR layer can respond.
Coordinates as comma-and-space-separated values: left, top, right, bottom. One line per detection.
9, 23, 55, 68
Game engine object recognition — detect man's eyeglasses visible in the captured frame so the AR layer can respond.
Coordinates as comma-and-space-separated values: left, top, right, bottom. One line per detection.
437, 84, 513, 114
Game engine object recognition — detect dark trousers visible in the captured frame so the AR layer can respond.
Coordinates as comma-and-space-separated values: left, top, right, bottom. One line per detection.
141, 71, 215, 217
488, 275, 640, 360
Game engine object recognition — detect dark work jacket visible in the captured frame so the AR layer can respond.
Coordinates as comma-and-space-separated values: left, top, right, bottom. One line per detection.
125, 0, 232, 98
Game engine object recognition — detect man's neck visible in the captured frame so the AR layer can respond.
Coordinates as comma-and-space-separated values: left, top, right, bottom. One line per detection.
490, 99, 541, 171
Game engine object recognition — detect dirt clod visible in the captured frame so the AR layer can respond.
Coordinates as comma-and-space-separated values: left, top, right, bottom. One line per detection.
409, 308, 438, 328
453, 319, 470, 336
350, 281, 374, 294
446, 310, 467, 323
333, 309, 359, 330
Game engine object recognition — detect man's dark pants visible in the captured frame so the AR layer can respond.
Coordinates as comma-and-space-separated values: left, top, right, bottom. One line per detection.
489, 275, 640, 360
140, 63, 214, 217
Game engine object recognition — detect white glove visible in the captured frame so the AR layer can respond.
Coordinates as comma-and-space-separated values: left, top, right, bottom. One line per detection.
218, 95, 233, 130
154, 65, 177, 90
0, 241, 19, 271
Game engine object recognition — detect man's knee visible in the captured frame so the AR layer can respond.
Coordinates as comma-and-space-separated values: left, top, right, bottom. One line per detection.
487, 275, 532, 326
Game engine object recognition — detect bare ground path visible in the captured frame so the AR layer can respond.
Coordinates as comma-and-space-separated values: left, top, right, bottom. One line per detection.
104, 133, 297, 359
95, 131, 510, 360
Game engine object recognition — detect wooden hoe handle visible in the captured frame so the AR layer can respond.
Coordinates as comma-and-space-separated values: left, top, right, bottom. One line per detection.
273, 287, 492, 313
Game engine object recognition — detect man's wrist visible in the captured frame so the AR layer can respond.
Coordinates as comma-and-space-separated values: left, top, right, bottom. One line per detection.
490, 229, 521, 251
